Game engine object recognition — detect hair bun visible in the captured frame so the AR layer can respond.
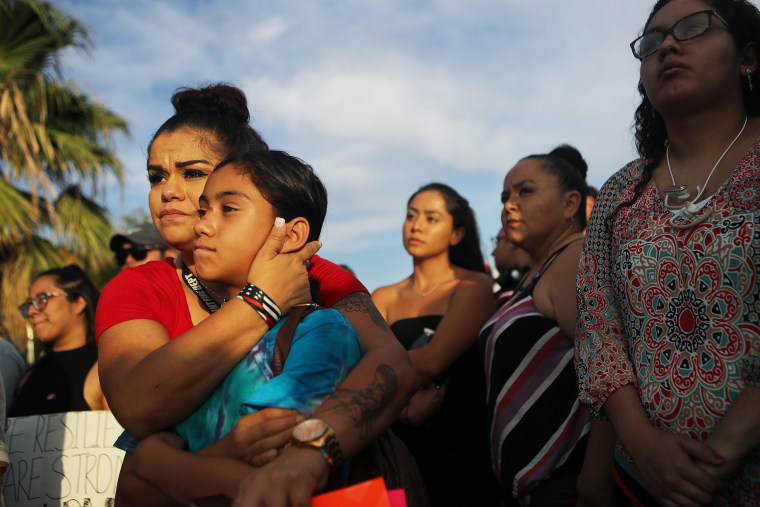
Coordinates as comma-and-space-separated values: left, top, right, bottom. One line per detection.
171, 83, 250, 124
549, 144, 587, 180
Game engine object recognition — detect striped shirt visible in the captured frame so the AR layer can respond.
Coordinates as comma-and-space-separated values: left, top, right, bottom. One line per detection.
480, 263, 590, 502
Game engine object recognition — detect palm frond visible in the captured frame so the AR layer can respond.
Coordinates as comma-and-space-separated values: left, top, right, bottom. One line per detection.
0, 178, 39, 246
0, 0, 92, 76
0, 0, 129, 351
0, 70, 55, 213
52, 185, 113, 271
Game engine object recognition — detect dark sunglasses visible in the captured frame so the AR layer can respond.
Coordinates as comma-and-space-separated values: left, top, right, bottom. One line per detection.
18, 292, 69, 318
115, 246, 155, 265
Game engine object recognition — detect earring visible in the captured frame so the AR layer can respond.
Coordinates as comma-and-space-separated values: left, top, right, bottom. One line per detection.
748, 67, 754, 92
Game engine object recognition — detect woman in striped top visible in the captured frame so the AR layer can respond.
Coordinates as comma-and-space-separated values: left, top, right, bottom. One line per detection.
478, 145, 592, 506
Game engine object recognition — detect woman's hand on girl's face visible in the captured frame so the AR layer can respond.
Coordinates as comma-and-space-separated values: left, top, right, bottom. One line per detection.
247, 219, 321, 313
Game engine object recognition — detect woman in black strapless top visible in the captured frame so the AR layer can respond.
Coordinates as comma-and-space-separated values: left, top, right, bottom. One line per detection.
372, 182, 499, 506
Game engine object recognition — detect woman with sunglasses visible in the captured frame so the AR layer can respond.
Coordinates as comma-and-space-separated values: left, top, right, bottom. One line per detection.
96, 84, 415, 506
576, 1, 760, 505
11, 265, 104, 416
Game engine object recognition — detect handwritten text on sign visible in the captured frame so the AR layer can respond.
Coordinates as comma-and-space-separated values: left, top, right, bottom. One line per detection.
3, 411, 125, 507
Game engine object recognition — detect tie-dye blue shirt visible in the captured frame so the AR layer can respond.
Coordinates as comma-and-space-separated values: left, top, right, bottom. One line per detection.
174, 308, 362, 452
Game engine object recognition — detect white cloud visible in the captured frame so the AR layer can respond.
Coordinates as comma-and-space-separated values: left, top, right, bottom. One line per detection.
54, 0, 755, 290
246, 17, 289, 45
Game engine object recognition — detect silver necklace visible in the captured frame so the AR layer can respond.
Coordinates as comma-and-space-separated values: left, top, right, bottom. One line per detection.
411, 278, 453, 297
664, 116, 747, 226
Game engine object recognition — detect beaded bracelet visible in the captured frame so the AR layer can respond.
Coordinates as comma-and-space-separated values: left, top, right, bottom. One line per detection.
237, 284, 282, 328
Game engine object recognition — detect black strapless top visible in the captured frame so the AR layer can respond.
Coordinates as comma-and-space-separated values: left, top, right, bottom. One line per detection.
390, 315, 443, 350
389, 314, 498, 506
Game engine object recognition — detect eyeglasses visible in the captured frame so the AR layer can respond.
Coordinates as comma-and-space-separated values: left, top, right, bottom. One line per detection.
630, 10, 729, 60
18, 292, 69, 318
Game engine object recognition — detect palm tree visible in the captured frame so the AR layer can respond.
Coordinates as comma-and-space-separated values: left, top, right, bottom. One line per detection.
0, 0, 128, 355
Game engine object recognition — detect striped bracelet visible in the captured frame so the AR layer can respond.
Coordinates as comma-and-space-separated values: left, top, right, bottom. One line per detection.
237, 284, 282, 328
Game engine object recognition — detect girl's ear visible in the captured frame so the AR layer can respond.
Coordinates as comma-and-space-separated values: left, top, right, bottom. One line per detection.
449, 226, 465, 246
280, 217, 311, 254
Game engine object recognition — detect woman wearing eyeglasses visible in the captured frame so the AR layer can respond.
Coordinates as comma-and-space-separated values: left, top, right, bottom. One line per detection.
576, 1, 760, 505
10, 265, 105, 416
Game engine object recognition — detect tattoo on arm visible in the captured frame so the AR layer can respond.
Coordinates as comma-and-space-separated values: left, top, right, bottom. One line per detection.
332, 292, 390, 331
324, 364, 399, 440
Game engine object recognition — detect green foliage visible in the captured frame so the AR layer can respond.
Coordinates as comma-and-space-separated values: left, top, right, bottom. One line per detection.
0, 0, 129, 352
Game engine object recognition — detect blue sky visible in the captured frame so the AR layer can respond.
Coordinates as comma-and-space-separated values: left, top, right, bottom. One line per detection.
53, 0, 714, 290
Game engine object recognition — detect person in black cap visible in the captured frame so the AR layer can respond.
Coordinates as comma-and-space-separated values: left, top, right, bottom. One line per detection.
110, 223, 174, 269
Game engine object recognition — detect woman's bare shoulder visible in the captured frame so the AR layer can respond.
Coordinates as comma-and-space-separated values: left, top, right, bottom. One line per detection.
450, 268, 493, 305
373, 277, 410, 294
540, 238, 584, 292
552, 239, 584, 274
371, 278, 410, 304
454, 268, 493, 289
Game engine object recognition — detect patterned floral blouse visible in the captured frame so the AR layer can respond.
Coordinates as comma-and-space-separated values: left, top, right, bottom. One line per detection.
575, 144, 760, 503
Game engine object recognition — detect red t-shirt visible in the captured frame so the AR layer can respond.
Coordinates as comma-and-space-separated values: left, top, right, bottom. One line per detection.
96, 255, 367, 340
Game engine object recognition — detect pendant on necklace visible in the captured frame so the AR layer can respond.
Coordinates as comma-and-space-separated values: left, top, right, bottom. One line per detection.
663, 184, 689, 200
412, 279, 448, 297
413, 286, 437, 297
664, 115, 747, 226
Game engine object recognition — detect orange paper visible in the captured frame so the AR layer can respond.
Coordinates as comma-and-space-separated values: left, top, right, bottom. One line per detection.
311, 477, 391, 507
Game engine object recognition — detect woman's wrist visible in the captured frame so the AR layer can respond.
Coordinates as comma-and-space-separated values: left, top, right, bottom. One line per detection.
281, 445, 332, 490
603, 385, 654, 453
704, 386, 760, 462
134, 433, 187, 475
133, 437, 159, 479
237, 283, 282, 329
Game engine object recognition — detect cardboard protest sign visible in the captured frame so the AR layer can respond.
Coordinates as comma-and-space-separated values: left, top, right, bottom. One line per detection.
3, 411, 125, 507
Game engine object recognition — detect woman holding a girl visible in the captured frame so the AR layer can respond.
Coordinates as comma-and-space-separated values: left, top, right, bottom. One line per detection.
127, 149, 365, 503
96, 84, 416, 505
